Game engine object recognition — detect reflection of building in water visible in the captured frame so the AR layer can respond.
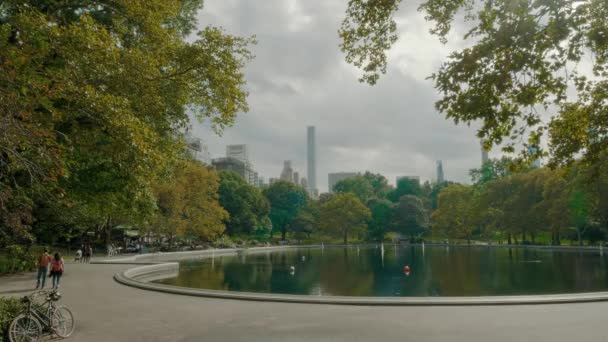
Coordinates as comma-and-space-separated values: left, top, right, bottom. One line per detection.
328, 172, 358, 193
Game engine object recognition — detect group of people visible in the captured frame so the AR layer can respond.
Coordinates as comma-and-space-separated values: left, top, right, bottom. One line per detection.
106, 243, 119, 257
74, 244, 93, 263
35, 249, 64, 290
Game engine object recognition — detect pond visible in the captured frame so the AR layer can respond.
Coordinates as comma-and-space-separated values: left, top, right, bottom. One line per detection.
153, 245, 608, 297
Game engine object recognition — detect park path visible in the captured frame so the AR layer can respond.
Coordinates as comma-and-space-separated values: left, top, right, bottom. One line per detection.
2, 260, 608, 342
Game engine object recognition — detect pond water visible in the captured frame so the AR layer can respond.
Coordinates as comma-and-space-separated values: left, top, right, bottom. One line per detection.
153, 245, 608, 297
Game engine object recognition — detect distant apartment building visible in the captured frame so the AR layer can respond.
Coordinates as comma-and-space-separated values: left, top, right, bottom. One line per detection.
328, 172, 358, 193
226, 144, 248, 162
211, 157, 253, 183
280, 160, 294, 182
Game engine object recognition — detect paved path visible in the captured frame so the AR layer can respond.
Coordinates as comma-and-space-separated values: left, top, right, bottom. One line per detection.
2, 261, 608, 341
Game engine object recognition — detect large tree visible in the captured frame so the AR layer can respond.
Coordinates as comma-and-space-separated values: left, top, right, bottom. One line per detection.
152, 161, 228, 245
340, 0, 608, 166
218, 171, 270, 237
393, 195, 429, 240
333, 175, 374, 203
0, 0, 253, 244
432, 184, 475, 243
263, 181, 308, 240
318, 193, 371, 244
387, 177, 422, 202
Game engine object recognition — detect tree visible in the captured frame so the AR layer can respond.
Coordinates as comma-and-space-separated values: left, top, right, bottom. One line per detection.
290, 202, 319, 240
340, 0, 608, 165
366, 198, 395, 241
0, 0, 254, 244
333, 176, 374, 203
318, 193, 371, 244
263, 181, 308, 240
362, 171, 392, 198
152, 161, 228, 245
432, 184, 475, 243
218, 171, 270, 237
393, 195, 429, 240
469, 157, 514, 186
388, 177, 422, 202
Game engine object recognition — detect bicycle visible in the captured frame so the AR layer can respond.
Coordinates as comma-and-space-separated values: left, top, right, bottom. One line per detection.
8, 289, 75, 342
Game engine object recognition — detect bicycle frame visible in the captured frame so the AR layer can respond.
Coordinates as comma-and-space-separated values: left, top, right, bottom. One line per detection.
23, 292, 57, 331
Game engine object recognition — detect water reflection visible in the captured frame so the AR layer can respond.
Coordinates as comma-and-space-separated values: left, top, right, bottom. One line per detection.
154, 246, 608, 297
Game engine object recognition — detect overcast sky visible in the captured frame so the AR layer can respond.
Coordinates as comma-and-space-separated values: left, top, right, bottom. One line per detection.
189, 0, 491, 193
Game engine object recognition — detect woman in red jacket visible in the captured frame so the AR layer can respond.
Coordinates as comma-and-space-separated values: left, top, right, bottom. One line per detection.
49, 253, 64, 289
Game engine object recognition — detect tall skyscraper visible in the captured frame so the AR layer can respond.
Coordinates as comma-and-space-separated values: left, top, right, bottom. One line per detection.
226, 144, 248, 162
436, 160, 444, 183
328, 172, 358, 193
480, 139, 489, 166
280, 160, 294, 182
307, 126, 317, 195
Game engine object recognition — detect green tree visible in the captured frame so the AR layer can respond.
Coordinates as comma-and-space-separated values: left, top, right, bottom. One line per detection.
469, 157, 513, 186
366, 198, 395, 241
0, 0, 254, 244
218, 171, 270, 237
393, 195, 429, 240
290, 202, 319, 240
333, 176, 374, 203
362, 171, 392, 198
263, 181, 308, 240
340, 0, 608, 165
318, 193, 371, 244
152, 161, 228, 245
432, 184, 475, 243
388, 177, 422, 202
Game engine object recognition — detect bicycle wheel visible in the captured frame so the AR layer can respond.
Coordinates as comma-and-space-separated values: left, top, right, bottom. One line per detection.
8, 314, 42, 342
51, 305, 75, 337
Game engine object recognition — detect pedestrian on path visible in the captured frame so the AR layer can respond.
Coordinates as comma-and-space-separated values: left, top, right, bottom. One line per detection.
50, 253, 64, 289
35, 248, 52, 289
75, 248, 82, 262
87, 245, 93, 263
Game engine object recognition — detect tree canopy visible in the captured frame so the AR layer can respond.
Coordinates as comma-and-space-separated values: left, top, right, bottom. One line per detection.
263, 181, 308, 240
340, 0, 608, 165
318, 193, 371, 244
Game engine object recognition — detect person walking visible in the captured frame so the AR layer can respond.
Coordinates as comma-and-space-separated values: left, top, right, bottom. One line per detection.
87, 245, 93, 263
35, 248, 52, 289
49, 253, 64, 289
75, 248, 82, 262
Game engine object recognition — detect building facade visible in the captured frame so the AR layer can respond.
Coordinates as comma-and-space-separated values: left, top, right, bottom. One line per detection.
212, 157, 254, 183
226, 144, 248, 162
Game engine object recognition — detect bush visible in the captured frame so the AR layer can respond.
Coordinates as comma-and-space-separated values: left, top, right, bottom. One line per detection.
0, 245, 37, 274
212, 236, 236, 249
0, 297, 25, 341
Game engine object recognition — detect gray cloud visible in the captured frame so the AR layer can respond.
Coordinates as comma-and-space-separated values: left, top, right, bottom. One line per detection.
191, 0, 492, 192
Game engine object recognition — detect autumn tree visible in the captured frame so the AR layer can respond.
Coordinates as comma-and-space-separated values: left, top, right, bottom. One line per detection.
152, 161, 227, 245
318, 193, 371, 244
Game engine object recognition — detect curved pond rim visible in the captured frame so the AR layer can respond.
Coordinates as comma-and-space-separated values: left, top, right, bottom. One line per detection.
110, 245, 608, 306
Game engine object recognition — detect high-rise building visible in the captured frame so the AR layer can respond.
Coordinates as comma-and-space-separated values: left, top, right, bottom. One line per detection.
436, 160, 444, 183
307, 126, 317, 195
328, 172, 358, 193
481, 139, 489, 166
226, 144, 248, 163
300, 177, 308, 189
212, 157, 253, 183
280, 160, 294, 182
396, 176, 420, 186
293, 172, 298, 184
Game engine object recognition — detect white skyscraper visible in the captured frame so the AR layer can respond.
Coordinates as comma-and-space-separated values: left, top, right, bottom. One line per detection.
307, 126, 317, 195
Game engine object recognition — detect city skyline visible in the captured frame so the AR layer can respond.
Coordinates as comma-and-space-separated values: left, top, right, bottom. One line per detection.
187, 0, 500, 193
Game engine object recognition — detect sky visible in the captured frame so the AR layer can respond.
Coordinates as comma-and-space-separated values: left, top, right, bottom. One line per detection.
189, 0, 491, 193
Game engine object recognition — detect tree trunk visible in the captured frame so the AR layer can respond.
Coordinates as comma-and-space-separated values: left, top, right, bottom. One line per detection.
514, 236, 519, 245
281, 229, 286, 241
508, 234, 512, 245
343, 230, 348, 245
577, 228, 582, 246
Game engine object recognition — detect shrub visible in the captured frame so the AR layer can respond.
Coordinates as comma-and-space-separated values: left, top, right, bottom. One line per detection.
0, 297, 25, 341
0, 245, 37, 274
212, 236, 236, 249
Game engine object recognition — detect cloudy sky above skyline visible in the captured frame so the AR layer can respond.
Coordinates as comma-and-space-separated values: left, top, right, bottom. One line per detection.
189, 0, 490, 193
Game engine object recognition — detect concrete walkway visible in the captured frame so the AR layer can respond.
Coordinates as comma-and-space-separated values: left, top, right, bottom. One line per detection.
2, 261, 608, 342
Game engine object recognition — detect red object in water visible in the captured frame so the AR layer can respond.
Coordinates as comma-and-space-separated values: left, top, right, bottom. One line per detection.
403, 265, 410, 273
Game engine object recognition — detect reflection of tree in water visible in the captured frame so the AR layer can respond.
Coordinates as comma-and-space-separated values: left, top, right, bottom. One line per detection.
158, 259, 228, 291
316, 248, 374, 296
